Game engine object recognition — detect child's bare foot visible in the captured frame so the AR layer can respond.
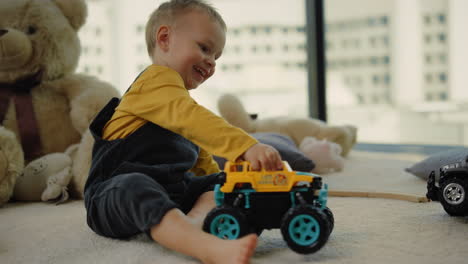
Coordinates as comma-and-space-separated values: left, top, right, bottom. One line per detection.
202, 234, 258, 264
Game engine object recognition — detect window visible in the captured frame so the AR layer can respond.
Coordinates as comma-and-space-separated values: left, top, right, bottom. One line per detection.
78, 0, 308, 117
439, 72, 447, 82
250, 26, 257, 35
438, 33, 446, 43
136, 24, 144, 34
78, 0, 468, 148
325, 0, 468, 146
424, 15, 431, 25
438, 14, 446, 24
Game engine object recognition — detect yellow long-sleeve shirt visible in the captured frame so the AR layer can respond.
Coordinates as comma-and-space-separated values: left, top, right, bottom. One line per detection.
103, 65, 258, 176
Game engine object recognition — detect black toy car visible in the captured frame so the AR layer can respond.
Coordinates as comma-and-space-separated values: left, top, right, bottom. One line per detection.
203, 161, 333, 254
426, 156, 468, 216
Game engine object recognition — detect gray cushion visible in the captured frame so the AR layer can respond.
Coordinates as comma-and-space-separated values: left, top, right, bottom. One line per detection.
405, 148, 468, 180
213, 132, 315, 172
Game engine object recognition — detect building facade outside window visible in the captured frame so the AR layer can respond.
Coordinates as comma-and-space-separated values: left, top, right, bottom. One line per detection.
78, 0, 468, 147
325, 0, 468, 146
78, 0, 308, 117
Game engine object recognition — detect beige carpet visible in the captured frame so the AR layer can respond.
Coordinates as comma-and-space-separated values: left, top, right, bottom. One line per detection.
1, 151, 468, 264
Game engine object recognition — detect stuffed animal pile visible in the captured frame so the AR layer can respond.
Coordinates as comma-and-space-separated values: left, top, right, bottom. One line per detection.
217, 93, 357, 173
299, 137, 345, 173
0, 0, 120, 205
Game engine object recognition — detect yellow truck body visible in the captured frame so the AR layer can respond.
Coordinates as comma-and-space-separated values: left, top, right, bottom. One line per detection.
220, 161, 318, 193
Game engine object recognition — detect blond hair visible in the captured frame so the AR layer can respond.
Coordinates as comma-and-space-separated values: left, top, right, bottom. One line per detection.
145, 0, 226, 57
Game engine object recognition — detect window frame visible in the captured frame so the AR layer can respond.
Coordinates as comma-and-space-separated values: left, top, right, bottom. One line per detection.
309, 0, 461, 152
305, 0, 327, 121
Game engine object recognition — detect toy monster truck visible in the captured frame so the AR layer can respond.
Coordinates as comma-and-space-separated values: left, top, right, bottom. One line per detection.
426, 156, 468, 216
203, 161, 333, 254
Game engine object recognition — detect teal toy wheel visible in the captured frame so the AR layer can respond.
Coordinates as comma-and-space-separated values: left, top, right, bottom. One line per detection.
210, 214, 240, 239
203, 205, 250, 239
288, 214, 319, 245
280, 205, 330, 254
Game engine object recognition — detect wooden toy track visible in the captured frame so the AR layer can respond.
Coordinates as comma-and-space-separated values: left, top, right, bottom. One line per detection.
329, 189, 429, 203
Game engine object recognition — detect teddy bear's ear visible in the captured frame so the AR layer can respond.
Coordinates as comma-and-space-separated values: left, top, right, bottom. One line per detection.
218, 93, 256, 133
52, 0, 88, 31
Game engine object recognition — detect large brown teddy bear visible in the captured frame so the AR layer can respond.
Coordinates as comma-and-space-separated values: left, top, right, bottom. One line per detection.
217, 93, 358, 157
0, 0, 120, 205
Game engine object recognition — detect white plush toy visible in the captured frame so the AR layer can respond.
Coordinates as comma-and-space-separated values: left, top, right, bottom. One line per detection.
217, 93, 357, 157
14, 153, 73, 204
299, 137, 345, 174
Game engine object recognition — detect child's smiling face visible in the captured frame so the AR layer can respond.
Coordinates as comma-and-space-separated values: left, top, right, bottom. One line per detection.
157, 10, 226, 90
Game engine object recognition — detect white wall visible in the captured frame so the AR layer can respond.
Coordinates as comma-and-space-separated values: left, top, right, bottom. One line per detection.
449, 0, 468, 102
392, 0, 423, 106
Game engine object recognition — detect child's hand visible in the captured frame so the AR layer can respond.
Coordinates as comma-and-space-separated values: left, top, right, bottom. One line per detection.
242, 143, 283, 171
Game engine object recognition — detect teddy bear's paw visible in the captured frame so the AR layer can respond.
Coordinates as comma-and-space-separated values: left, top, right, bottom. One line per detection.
217, 94, 256, 133
41, 164, 73, 203
65, 143, 79, 160
41, 168, 72, 204
0, 127, 25, 204
0, 149, 9, 185
300, 137, 346, 174
41, 184, 70, 205
55, 187, 70, 205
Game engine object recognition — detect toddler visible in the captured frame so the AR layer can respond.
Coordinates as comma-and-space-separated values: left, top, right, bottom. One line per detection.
84, 1, 283, 264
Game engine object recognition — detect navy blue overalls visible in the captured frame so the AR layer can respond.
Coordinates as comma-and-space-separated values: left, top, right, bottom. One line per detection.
84, 97, 220, 239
